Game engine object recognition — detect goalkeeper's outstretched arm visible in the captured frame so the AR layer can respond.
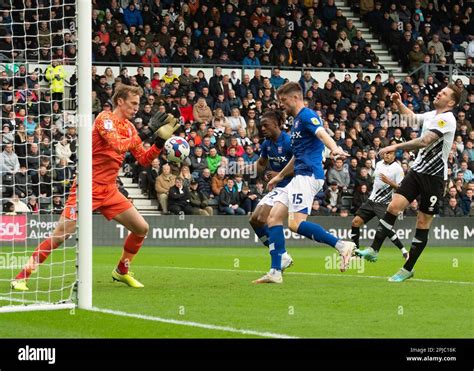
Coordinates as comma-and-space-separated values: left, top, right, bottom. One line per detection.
149, 112, 181, 148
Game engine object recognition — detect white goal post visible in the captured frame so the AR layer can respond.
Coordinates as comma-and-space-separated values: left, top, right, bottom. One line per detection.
76, 0, 93, 311
0, 0, 92, 313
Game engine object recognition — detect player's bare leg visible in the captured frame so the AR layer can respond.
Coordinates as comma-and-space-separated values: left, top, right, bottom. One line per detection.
12, 216, 76, 291
111, 207, 149, 288
249, 204, 272, 246
288, 212, 355, 272
250, 204, 293, 272
390, 211, 433, 282
386, 194, 411, 217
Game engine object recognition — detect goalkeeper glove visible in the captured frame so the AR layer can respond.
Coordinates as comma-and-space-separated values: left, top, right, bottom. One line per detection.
149, 112, 181, 148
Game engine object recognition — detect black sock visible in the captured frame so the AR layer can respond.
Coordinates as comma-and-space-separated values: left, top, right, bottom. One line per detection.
351, 226, 360, 248
403, 229, 429, 271
371, 212, 398, 251
387, 229, 405, 250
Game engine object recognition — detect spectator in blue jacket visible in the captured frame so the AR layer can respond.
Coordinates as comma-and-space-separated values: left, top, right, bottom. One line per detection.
242, 145, 259, 164
123, 2, 143, 29
242, 49, 260, 68
269, 68, 286, 90
457, 161, 473, 182
254, 28, 269, 46
218, 178, 246, 215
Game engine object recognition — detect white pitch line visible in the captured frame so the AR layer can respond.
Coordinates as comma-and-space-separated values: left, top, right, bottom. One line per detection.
153, 266, 474, 286
89, 306, 297, 339
0, 295, 45, 304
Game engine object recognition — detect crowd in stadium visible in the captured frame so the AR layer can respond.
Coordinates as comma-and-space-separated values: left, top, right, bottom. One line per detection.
0, 0, 473, 217
362, 1, 474, 72
116, 64, 474, 217
86, 0, 474, 72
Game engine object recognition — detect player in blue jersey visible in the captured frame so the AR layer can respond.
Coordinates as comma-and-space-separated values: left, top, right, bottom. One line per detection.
249, 110, 294, 271
253, 82, 356, 284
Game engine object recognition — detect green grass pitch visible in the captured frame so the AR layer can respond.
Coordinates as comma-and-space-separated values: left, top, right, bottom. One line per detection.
0, 246, 472, 338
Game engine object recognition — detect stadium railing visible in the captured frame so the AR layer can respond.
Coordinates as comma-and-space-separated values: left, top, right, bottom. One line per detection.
406, 63, 473, 84
92, 62, 474, 86
91, 62, 396, 84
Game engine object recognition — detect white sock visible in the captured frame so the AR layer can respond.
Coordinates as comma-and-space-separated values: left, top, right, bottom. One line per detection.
335, 240, 346, 253
269, 268, 282, 276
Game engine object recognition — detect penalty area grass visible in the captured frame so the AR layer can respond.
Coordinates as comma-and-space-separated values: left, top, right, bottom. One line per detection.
0, 246, 472, 338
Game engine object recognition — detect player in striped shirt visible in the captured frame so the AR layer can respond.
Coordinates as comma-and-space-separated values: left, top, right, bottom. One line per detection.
357, 84, 461, 282
351, 151, 408, 259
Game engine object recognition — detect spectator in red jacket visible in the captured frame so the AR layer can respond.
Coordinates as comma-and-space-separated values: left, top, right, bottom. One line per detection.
141, 47, 160, 67
226, 137, 244, 157
178, 96, 194, 123
187, 130, 202, 147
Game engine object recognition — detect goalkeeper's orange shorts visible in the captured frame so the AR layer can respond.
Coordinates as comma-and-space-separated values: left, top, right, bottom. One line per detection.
63, 181, 133, 221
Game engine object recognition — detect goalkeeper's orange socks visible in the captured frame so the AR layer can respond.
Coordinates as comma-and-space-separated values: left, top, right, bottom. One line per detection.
116, 233, 145, 274
16, 238, 60, 280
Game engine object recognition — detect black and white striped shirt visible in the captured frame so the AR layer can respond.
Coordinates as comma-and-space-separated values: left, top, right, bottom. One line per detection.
411, 111, 456, 180
369, 160, 404, 204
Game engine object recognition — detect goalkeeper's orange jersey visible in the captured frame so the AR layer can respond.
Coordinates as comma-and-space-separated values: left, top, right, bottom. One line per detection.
92, 110, 160, 185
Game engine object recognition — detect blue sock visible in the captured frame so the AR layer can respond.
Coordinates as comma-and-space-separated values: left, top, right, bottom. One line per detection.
251, 224, 270, 247
297, 221, 339, 248
267, 225, 285, 270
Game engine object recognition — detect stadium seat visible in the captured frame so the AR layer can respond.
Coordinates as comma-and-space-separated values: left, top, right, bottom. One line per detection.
453, 51, 467, 66
341, 196, 353, 210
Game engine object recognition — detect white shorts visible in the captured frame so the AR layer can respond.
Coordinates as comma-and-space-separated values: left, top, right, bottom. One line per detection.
257, 187, 286, 208
274, 175, 325, 214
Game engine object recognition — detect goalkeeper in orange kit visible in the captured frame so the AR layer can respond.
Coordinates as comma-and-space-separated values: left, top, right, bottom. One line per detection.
12, 85, 180, 290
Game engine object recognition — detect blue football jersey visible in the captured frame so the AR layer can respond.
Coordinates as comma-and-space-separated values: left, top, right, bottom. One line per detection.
290, 107, 325, 179
260, 132, 293, 187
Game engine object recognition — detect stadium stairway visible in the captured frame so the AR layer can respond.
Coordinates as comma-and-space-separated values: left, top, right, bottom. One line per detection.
336, 1, 405, 80
119, 174, 161, 215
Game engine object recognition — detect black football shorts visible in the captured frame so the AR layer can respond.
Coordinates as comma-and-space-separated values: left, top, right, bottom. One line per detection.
395, 169, 445, 215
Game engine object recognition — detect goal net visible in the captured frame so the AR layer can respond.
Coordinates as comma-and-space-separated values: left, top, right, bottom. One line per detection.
0, 0, 91, 312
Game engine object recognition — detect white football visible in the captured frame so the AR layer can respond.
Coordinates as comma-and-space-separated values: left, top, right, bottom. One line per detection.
164, 136, 190, 163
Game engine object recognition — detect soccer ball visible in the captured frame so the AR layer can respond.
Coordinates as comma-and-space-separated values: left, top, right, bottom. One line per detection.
164, 136, 190, 163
